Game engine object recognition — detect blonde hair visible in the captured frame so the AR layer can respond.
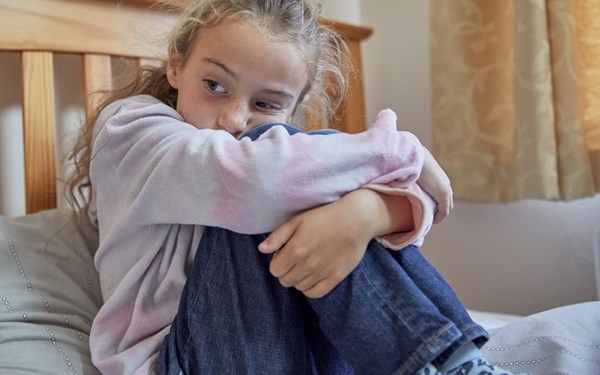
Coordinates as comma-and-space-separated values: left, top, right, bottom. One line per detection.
65, 0, 352, 214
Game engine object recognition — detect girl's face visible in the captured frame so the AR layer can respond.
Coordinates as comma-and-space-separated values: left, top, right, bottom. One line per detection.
166, 19, 309, 137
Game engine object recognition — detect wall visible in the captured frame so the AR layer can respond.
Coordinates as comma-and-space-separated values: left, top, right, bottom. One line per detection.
0, 53, 25, 216
358, 0, 600, 316
321, 0, 360, 24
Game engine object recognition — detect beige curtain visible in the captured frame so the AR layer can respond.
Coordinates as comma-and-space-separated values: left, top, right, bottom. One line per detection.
431, 0, 600, 202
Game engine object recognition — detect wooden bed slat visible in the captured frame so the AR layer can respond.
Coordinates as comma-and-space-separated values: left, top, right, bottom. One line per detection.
21, 51, 57, 214
83, 54, 113, 117
139, 58, 162, 68
0, 0, 177, 60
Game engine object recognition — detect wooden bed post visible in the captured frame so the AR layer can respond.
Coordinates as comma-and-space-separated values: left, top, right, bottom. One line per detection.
324, 20, 373, 134
21, 51, 57, 214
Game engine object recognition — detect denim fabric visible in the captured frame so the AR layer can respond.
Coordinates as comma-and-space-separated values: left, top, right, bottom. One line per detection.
388, 247, 489, 364
156, 124, 488, 375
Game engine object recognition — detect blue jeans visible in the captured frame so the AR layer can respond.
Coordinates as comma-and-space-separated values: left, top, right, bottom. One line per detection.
156, 124, 488, 375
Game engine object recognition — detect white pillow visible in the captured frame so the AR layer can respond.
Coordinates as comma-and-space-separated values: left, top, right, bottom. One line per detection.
0, 208, 102, 374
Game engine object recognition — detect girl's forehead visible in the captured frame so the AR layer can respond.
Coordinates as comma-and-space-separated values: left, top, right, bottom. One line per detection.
194, 17, 306, 54
192, 19, 307, 63
188, 19, 309, 91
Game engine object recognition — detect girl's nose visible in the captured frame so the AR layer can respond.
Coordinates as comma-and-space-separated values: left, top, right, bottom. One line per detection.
218, 100, 248, 136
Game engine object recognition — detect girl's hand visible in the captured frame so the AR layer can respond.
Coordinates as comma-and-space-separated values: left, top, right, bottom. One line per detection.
418, 147, 453, 223
258, 189, 413, 298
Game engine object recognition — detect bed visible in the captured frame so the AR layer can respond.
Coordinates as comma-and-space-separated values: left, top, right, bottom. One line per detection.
0, 0, 598, 374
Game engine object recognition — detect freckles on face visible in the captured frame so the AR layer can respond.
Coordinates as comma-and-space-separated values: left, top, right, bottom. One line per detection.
166, 19, 310, 133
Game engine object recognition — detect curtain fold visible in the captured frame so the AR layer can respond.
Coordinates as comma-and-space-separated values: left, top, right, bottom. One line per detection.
431, 0, 600, 202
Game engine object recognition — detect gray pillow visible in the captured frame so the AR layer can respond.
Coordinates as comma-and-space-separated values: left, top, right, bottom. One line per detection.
0, 208, 102, 374
482, 301, 600, 374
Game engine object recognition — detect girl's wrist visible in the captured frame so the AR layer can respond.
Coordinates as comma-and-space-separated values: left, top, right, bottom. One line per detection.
343, 189, 414, 238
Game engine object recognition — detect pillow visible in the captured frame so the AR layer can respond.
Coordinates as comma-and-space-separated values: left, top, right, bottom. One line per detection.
0, 208, 102, 374
482, 301, 600, 374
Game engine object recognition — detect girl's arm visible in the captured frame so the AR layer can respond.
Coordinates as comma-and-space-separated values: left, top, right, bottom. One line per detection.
91, 96, 425, 234
258, 189, 418, 298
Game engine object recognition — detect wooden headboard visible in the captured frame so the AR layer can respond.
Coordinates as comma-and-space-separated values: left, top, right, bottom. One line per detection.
0, 0, 372, 215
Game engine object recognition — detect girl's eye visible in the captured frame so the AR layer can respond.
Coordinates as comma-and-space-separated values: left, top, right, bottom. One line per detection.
204, 80, 226, 94
255, 101, 280, 111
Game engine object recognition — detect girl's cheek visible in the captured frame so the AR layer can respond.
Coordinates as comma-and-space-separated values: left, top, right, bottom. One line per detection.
194, 110, 220, 130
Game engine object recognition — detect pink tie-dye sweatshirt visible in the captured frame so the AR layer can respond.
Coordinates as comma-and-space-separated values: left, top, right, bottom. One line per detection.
88, 95, 435, 374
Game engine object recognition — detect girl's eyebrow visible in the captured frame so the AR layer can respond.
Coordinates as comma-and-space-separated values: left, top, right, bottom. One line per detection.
203, 58, 238, 80
262, 89, 294, 102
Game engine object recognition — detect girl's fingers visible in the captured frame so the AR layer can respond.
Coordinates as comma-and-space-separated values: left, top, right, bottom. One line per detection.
433, 201, 448, 223
287, 270, 324, 292
433, 194, 453, 223
302, 278, 336, 299
277, 263, 311, 288
258, 218, 298, 254
274, 243, 323, 287
269, 246, 297, 278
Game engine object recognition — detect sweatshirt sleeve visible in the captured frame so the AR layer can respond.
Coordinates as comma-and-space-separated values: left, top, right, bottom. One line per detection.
90, 96, 426, 235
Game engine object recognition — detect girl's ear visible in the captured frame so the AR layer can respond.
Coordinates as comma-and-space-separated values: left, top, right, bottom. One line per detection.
166, 57, 181, 89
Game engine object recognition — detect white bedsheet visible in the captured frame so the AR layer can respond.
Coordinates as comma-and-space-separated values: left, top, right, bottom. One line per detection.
469, 309, 524, 334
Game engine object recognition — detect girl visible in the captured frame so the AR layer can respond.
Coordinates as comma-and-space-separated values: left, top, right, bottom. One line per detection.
67, 0, 526, 374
